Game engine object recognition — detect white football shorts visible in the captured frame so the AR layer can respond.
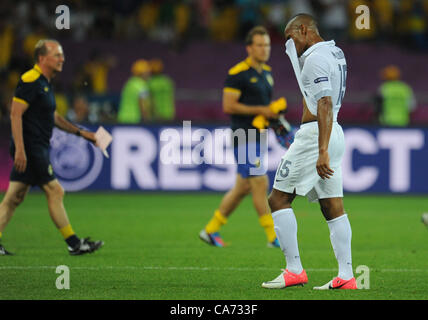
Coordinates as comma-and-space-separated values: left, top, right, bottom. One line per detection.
273, 121, 345, 202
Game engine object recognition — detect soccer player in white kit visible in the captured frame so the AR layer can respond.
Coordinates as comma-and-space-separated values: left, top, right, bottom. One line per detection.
262, 14, 357, 290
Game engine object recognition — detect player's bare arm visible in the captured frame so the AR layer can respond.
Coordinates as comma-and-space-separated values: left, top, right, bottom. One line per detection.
10, 99, 29, 173
223, 91, 277, 119
316, 96, 334, 179
53, 111, 96, 143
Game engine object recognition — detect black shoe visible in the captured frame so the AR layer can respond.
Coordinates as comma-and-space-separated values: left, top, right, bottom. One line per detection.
0, 243, 13, 256
68, 237, 104, 256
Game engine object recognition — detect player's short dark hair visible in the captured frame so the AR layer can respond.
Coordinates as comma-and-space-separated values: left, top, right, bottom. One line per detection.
288, 13, 318, 30
245, 26, 269, 45
34, 39, 59, 63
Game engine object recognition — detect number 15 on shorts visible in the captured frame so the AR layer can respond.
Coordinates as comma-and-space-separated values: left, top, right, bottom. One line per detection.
276, 159, 292, 180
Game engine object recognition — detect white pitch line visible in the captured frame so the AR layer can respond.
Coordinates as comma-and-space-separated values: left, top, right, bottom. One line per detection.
0, 266, 427, 273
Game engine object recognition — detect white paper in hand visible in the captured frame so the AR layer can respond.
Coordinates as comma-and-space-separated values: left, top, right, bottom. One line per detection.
95, 126, 112, 158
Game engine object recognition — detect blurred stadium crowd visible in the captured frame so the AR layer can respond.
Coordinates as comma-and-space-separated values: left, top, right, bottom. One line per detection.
1, 0, 428, 125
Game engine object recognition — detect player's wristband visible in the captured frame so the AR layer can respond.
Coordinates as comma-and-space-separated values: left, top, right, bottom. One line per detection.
75, 130, 81, 136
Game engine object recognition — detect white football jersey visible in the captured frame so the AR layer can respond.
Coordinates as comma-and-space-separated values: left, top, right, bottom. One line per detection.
298, 40, 347, 121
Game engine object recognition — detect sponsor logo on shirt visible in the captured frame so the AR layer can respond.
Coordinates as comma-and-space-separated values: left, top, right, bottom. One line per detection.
314, 77, 329, 83
266, 74, 274, 86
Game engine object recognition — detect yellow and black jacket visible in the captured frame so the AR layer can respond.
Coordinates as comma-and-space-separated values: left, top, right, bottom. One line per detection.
223, 57, 273, 132
12, 64, 56, 149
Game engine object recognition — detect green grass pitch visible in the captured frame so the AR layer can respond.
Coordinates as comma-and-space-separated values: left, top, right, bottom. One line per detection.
0, 192, 428, 300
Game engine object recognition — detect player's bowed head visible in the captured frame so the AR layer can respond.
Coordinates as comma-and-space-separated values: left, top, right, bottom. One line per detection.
284, 14, 323, 57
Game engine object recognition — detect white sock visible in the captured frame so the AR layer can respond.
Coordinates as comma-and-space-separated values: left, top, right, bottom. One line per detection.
327, 214, 354, 280
272, 208, 303, 274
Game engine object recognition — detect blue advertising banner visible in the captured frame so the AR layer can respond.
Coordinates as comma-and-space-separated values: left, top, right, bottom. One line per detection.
45, 124, 428, 193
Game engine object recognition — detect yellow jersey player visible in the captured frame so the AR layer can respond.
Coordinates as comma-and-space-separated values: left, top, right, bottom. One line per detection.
199, 26, 284, 248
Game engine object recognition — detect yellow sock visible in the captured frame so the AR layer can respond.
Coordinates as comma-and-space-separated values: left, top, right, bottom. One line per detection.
0, 231, 2, 240
59, 224, 75, 239
259, 214, 277, 243
205, 210, 227, 234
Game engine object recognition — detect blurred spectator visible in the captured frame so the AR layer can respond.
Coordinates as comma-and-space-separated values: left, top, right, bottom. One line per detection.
0, 16, 14, 72
260, 1, 287, 43
209, 5, 239, 41
69, 1, 95, 41
318, 0, 348, 41
174, 2, 191, 37
1, 0, 426, 49
394, 1, 424, 49
372, 0, 394, 42
22, 21, 48, 64
195, 0, 213, 29
374, 65, 416, 127
54, 84, 70, 118
148, 59, 175, 122
144, 0, 176, 44
72, 63, 93, 96
137, 1, 160, 36
98, 99, 117, 123
0, 0, 426, 47
67, 94, 90, 123
237, 0, 260, 38
117, 59, 152, 123
398, 0, 428, 50
83, 50, 116, 95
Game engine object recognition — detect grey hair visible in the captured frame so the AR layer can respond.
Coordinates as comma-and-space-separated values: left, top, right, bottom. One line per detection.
34, 39, 60, 63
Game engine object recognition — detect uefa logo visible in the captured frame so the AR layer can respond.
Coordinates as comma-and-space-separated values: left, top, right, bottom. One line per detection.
50, 128, 104, 191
